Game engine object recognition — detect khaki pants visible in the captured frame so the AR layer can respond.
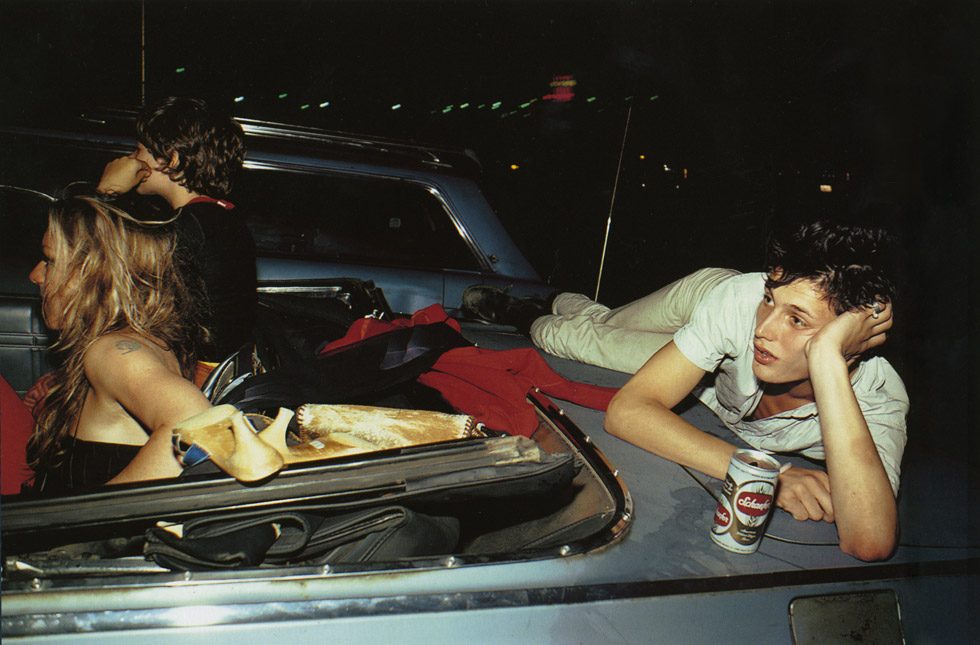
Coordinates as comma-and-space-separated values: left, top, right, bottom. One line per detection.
529, 268, 740, 373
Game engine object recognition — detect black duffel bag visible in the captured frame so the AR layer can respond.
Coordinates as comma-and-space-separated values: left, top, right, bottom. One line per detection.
144, 505, 459, 571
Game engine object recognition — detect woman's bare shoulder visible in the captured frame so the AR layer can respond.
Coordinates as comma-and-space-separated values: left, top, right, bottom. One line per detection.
84, 331, 180, 379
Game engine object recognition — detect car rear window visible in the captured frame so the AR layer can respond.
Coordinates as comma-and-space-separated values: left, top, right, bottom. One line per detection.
238, 169, 482, 272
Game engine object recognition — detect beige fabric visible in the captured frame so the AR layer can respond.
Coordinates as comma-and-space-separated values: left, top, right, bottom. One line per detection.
173, 404, 482, 482
530, 268, 739, 373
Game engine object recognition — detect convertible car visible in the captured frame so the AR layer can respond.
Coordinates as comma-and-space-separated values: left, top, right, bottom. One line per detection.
1, 120, 977, 643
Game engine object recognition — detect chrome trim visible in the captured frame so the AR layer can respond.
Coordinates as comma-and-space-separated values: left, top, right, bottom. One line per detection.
526, 390, 634, 545
0, 185, 57, 202
236, 118, 465, 170
8, 558, 971, 637
257, 285, 346, 297
422, 184, 492, 272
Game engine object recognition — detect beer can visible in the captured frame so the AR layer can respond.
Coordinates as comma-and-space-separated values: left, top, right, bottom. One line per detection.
710, 449, 780, 554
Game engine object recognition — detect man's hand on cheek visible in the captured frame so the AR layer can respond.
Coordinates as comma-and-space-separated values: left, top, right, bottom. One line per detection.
806, 301, 893, 364
97, 156, 151, 196
776, 465, 835, 523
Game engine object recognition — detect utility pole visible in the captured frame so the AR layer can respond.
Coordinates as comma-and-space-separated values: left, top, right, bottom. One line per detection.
139, 0, 146, 106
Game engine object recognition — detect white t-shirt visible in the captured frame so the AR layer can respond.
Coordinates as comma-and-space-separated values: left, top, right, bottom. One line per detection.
673, 272, 909, 494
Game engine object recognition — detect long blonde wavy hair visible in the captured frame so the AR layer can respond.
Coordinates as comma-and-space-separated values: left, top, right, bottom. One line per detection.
29, 196, 208, 474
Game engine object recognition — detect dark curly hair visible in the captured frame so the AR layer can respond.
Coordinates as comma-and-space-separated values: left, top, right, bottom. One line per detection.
136, 97, 245, 198
765, 220, 898, 315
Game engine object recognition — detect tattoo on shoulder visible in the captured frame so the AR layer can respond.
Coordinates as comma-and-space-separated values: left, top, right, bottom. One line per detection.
115, 339, 142, 355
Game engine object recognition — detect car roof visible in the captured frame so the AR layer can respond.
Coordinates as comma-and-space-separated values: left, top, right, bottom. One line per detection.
1, 108, 484, 179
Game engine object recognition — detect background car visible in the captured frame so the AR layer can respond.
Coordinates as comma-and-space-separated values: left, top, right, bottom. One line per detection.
0, 112, 552, 394
0, 112, 550, 316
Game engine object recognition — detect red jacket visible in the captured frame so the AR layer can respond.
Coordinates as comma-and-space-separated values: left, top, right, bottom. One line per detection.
1, 376, 35, 494
320, 305, 618, 436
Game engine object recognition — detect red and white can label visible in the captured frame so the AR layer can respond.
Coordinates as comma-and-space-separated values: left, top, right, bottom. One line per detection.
710, 450, 780, 554
713, 495, 733, 531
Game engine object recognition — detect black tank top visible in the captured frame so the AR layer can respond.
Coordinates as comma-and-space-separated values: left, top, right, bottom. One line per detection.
33, 439, 142, 494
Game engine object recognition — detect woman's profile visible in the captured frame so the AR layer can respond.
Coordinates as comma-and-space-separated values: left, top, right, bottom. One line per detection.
25, 194, 212, 492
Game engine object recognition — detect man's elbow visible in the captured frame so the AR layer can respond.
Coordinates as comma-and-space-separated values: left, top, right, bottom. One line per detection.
604, 392, 630, 439
840, 531, 897, 562
605, 389, 654, 438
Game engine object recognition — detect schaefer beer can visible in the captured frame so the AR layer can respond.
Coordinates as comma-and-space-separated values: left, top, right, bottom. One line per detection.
710, 449, 780, 554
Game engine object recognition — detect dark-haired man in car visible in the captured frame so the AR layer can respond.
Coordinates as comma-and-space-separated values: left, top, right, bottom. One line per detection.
97, 96, 256, 362
601, 222, 907, 561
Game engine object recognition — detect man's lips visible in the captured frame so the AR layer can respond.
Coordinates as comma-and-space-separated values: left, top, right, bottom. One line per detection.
753, 343, 776, 365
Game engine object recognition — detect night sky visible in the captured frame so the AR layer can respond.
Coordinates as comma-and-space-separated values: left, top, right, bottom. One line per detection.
2, 0, 978, 457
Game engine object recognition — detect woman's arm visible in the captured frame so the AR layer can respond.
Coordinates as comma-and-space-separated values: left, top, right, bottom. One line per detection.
83, 333, 211, 484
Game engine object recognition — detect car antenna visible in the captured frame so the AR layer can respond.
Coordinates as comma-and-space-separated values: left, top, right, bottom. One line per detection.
593, 97, 633, 302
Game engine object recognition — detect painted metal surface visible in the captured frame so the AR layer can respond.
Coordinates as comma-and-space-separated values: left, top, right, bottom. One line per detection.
4, 329, 977, 641
5, 573, 974, 644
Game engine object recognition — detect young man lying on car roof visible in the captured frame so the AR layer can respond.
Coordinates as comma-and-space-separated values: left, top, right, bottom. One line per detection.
463, 221, 907, 561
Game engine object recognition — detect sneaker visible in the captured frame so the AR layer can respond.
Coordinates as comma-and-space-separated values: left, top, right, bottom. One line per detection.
461, 285, 553, 333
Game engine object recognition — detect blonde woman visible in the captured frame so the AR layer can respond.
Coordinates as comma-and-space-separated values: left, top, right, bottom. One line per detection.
26, 195, 211, 492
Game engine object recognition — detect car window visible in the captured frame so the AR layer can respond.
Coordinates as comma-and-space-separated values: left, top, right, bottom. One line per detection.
0, 187, 54, 296
237, 169, 482, 272
0, 134, 123, 196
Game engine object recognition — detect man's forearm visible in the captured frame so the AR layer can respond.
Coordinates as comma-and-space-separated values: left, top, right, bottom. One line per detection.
97, 156, 148, 196
606, 394, 737, 480
809, 347, 897, 560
